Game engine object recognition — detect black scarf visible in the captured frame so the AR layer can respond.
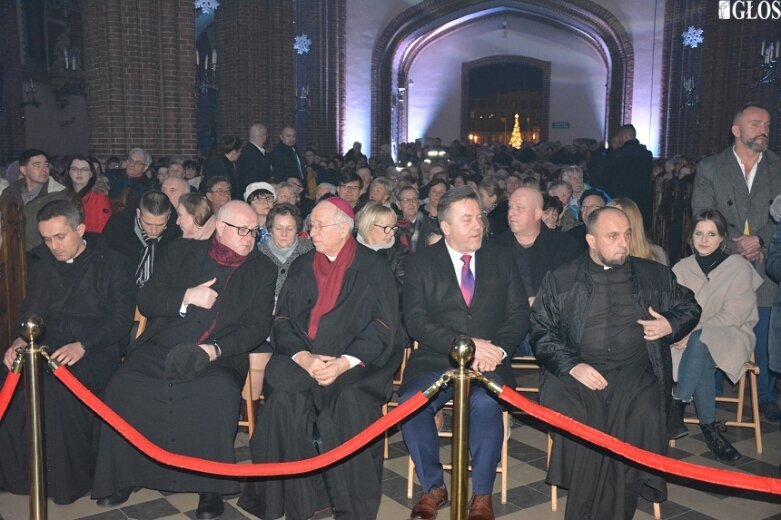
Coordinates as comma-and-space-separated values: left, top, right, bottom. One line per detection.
695, 248, 729, 277
133, 216, 161, 287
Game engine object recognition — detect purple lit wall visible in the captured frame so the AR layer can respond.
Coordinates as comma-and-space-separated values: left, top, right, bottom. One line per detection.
406, 16, 607, 145
344, 0, 665, 154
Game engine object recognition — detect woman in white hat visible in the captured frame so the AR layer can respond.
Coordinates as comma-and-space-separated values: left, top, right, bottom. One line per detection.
244, 181, 276, 245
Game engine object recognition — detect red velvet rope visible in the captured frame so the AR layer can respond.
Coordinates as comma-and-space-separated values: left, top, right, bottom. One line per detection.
499, 385, 781, 495
0, 371, 21, 422
52, 366, 428, 477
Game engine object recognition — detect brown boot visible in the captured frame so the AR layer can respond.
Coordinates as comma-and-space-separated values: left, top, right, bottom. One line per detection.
468, 494, 494, 520
410, 486, 448, 519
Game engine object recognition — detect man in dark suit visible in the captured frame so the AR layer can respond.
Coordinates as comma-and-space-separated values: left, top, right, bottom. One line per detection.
603, 124, 653, 225
270, 126, 304, 181
400, 187, 529, 520
236, 123, 272, 196
692, 102, 781, 421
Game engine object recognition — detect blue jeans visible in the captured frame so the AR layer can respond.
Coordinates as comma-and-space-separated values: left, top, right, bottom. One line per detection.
754, 307, 778, 408
400, 372, 504, 496
675, 330, 717, 424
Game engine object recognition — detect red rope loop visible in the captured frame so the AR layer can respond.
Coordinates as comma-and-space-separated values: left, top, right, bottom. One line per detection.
0, 371, 21, 422
52, 365, 428, 477
498, 385, 781, 495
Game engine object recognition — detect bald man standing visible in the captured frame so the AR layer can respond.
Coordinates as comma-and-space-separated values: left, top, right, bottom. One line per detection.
237, 123, 272, 195
270, 126, 304, 182
93, 201, 277, 519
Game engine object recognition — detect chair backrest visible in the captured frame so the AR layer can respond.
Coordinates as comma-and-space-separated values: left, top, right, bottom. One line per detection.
0, 202, 27, 350
133, 307, 148, 338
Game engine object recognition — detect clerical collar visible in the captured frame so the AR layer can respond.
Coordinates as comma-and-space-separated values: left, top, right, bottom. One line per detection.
64, 239, 88, 264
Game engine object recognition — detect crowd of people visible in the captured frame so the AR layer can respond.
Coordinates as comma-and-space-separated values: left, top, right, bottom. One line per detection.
0, 102, 778, 520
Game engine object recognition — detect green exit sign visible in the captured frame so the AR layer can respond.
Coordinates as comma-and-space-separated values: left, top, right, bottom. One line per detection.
551, 121, 570, 129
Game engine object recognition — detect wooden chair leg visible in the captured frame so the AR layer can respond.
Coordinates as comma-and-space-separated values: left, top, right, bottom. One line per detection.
501, 411, 508, 504
551, 484, 558, 511
382, 404, 389, 459
245, 373, 255, 438
407, 457, 415, 499
736, 371, 747, 423
653, 501, 661, 519
749, 370, 763, 454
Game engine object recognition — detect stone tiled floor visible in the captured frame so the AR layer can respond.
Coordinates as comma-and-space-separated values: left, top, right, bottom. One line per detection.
1, 379, 780, 519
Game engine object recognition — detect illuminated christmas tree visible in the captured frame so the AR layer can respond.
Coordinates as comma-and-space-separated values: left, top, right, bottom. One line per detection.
510, 113, 523, 149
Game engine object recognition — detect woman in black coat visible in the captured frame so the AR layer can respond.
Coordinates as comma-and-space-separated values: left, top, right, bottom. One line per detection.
355, 201, 407, 289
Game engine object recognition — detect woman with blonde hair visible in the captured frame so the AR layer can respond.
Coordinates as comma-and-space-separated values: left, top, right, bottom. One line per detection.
176, 192, 216, 239
355, 201, 407, 288
608, 197, 669, 265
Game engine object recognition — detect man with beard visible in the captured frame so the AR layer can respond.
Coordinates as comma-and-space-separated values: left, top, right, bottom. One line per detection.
92, 201, 276, 519
531, 207, 700, 520
692, 102, 781, 421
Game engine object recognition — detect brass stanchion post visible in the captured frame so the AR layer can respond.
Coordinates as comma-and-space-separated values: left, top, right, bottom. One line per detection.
20, 315, 46, 520
449, 335, 475, 520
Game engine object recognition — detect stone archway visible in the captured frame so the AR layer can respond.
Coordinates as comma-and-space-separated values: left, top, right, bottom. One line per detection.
371, 0, 634, 154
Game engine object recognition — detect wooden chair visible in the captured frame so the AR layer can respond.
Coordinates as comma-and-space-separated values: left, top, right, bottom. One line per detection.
547, 434, 661, 518
675, 355, 762, 454
383, 342, 414, 458
511, 354, 541, 395
132, 306, 257, 437
238, 371, 256, 437
406, 407, 511, 504
133, 306, 148, 338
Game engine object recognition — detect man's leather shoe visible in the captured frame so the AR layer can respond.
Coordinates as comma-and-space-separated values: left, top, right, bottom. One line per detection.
410, 486, 447, 519
468, 494, 495, 520
96, 487, 134, 507
196, 492, 224, 520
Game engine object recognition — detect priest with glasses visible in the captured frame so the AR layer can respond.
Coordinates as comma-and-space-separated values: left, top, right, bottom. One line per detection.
92, 201, 277, 520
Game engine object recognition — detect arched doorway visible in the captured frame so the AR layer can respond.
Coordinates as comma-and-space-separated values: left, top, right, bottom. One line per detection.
462, 56, 550, 146
371, 0, 633, 154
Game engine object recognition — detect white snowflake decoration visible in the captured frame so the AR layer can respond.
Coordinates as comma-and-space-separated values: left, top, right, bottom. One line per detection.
194, 0, 219, 14
682, 26, 704, 48
294, 34, 312, 55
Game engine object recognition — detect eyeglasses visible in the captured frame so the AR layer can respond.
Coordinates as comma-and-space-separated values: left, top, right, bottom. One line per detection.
222, 221, 260, 237
126, 160, 146, 167
289, 181, 303, 189
339, 184, 361, 192
251, 195, 275, 204
307, 222, 341, 232
210, 189, 231, 196
399, 197, 419, 204
374, 224, 399, 234
69, 166, 91, 174
581, 205, 604, 212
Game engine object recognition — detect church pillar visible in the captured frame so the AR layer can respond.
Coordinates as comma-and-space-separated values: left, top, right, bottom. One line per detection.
81, 0, 197, 159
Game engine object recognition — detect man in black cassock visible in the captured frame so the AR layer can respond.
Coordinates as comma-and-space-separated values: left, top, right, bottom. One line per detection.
92, 201, 276, 519
0, 199, 136, 504
238, 197, 404, 520
531, 207, 701, 520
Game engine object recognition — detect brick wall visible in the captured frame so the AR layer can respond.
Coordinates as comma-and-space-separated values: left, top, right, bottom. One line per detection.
661, 1, 780, 158
81, 0, 197, 160
0, 1, 26, 166
215, 1, 295, 149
